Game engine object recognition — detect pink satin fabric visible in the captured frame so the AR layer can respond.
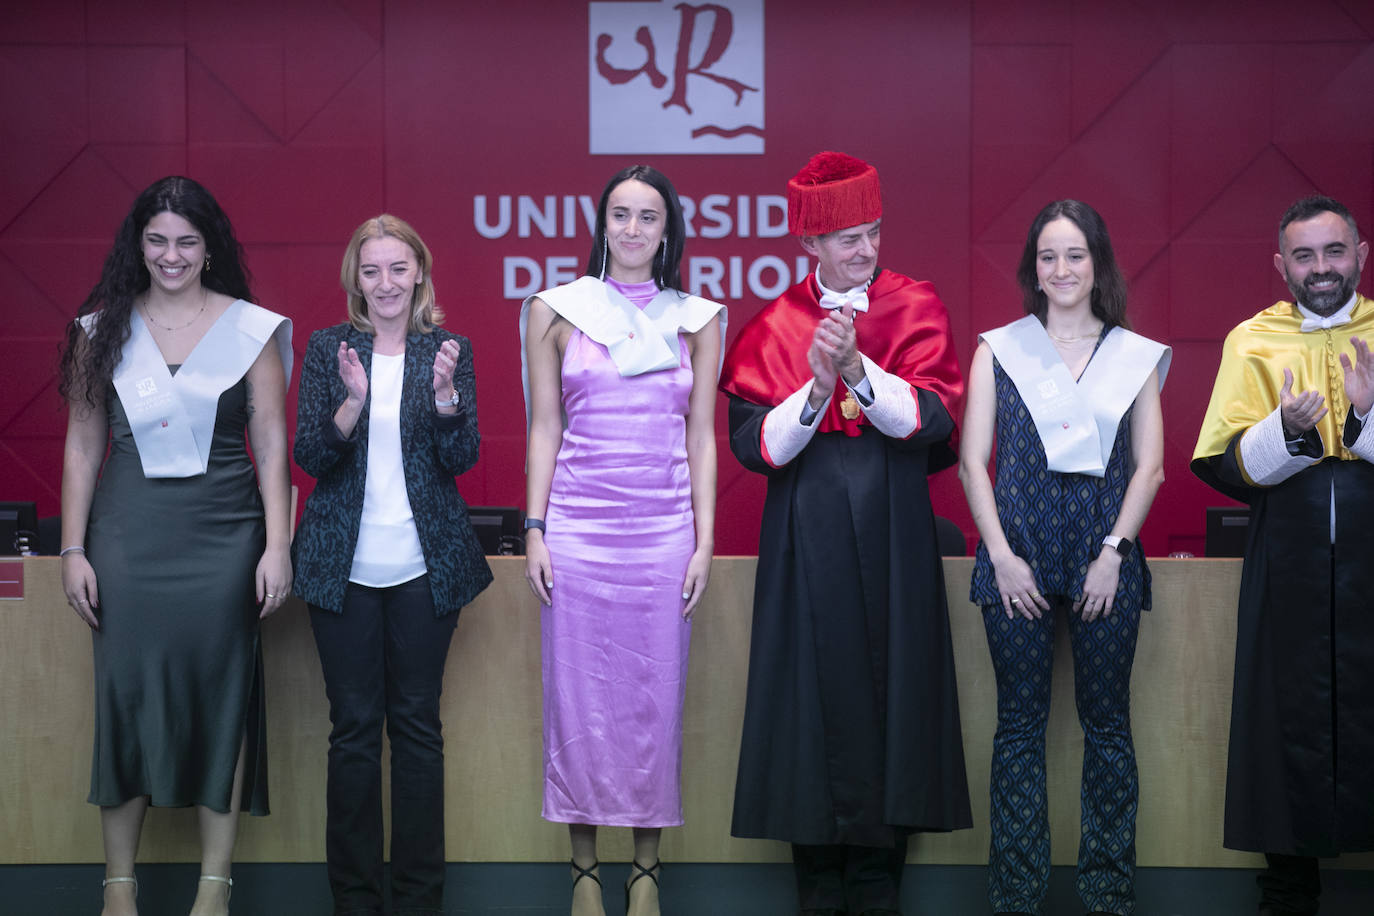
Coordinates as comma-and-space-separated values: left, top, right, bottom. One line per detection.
541, 324, 695, 827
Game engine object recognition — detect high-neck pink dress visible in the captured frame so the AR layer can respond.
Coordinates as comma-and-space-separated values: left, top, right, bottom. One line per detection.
541, 277, 696, 827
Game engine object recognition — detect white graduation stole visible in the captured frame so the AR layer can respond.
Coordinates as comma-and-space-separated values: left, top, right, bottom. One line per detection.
528, 276, 723, 377
87, 300, 292, 478
980, 315, 1170, 477
518, 275, 726, 427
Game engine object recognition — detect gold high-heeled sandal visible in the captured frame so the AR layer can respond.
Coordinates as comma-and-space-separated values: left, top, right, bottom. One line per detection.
102, 875, 138, 894
198, 875, 232, 903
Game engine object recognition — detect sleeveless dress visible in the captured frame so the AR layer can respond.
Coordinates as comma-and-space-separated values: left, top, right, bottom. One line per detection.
541, 318, 696, 827
86, 368, 269, 814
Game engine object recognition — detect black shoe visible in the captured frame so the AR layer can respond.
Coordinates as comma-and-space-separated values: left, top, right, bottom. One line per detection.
625, 858, 660, 913
569, 858, 601, 892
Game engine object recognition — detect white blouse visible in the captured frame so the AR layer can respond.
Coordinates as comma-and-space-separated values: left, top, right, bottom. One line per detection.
349, 352, 427, 587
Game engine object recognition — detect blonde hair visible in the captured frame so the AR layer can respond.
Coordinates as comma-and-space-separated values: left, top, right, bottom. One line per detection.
340, 214, 443, 333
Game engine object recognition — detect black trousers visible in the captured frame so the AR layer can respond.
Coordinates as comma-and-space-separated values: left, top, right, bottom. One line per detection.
793, 838, 908, 914
310, 576, 458, 916
1258, 854, 1320, 916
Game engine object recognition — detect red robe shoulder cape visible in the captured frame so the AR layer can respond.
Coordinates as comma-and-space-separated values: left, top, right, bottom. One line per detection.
719, 269, 964, 450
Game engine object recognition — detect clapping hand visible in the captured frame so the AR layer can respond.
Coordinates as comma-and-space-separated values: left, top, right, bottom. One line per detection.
337, 341, 368, 404
1341, 336, 1374, 417
1279, 367, 1327, 438
814, 304, 863, 384
432, 338, 462, 405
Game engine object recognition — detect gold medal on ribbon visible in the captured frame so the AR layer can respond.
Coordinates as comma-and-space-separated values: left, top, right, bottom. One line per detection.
840, 390, 861, 420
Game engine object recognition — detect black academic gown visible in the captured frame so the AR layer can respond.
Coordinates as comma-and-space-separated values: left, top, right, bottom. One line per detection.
727, 393, 973, 846
1195, 422, 1374, 855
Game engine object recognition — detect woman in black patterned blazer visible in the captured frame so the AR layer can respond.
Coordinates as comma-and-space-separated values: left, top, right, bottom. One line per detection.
292, 214, 493, 916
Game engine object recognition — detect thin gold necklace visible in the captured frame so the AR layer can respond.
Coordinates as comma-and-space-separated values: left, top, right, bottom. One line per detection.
143, 293, 206, 331
1048, 328, 1101, 343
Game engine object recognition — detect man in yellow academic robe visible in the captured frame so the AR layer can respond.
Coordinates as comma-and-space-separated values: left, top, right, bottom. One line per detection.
1192, 195, 1374, 916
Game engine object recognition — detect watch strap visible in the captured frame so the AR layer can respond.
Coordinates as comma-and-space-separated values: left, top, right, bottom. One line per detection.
1102, 535, 1133, 557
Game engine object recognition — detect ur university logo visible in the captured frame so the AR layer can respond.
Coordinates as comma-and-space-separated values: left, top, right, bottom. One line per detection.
589, 0, 764, 154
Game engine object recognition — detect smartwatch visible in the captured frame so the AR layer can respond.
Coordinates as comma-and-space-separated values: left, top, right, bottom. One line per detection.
1102, 535, 1133, 557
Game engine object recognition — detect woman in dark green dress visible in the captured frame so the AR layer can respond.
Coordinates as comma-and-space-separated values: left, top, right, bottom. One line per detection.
59, 176, 293, 916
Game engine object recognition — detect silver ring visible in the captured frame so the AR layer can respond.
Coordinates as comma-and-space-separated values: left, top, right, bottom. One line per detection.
266, 593, 278, 599
1010, 597, 1021, 605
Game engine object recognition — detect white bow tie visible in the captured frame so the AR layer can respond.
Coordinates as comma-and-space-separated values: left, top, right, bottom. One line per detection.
817, 279, 870, 314
818, 288, 869, 313
1299, 312, 1352, 333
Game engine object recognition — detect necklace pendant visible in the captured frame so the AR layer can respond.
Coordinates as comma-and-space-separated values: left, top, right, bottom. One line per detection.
840, 390, 861, 420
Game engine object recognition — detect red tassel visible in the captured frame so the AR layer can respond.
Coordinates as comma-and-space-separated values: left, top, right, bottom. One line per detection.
788, 151, 882, 236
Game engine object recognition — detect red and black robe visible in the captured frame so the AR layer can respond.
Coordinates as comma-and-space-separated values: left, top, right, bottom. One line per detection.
720, 269, 972, 845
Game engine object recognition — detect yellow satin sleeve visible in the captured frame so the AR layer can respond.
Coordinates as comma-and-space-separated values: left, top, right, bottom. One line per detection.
1193, 295, 1374, 466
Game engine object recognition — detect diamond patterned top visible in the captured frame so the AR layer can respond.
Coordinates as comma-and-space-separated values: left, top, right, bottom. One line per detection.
970, 355, 1152, 611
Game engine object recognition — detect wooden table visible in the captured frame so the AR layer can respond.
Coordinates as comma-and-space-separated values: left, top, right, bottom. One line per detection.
4, 556, 1371, 868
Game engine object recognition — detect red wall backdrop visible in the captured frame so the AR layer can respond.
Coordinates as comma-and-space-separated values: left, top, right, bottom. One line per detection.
4, 0, 1373, 556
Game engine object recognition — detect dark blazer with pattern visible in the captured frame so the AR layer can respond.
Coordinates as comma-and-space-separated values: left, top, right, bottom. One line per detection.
291, 322, 492, 616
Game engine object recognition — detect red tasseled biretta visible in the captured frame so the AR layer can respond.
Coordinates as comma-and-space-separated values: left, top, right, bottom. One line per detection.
786, 150, 882, 237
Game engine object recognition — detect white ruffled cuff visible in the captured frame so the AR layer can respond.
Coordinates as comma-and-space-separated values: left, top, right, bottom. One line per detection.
762, 381, 827, 468
1348, 406, 1374, 463
853, 353, 919, 439
1239, 407, 1321, 486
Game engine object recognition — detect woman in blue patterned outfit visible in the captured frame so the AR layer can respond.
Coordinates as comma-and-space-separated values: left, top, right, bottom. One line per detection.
292, 215, 492, 916
958, 200, 1169, 916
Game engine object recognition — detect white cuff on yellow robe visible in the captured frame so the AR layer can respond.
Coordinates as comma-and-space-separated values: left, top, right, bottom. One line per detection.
1240, 407, 1321, 486
1349, 404, 1374, 463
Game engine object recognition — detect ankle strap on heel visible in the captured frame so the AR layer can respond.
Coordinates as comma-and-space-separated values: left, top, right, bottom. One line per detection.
102, 876, 138, 890
628, 858, 661, 889
199, 874, 233, 900
570, 858, 601, 888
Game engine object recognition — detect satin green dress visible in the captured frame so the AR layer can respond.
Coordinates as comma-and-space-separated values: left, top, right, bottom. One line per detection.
85, 368, 269, 815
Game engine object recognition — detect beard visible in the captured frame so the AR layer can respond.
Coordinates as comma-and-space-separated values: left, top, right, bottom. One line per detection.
1285, 267, 1359, 317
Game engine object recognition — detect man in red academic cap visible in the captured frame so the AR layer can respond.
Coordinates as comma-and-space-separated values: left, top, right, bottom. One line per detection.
720, 151, 972, 915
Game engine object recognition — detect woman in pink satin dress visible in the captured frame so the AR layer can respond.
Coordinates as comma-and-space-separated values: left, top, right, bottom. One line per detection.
521, 165, 725, 916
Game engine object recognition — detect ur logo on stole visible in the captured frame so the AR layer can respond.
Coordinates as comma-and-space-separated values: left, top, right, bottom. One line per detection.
589, 0, 764, 154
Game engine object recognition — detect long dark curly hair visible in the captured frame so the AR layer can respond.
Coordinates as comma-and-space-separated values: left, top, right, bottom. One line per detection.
59, 176, 253, 408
